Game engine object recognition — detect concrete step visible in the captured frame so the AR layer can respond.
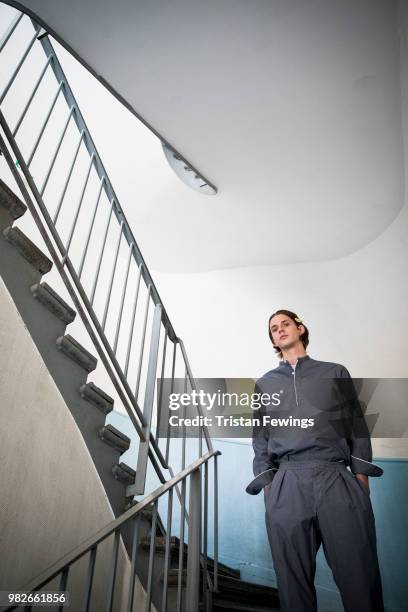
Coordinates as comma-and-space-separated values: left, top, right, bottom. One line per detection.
123, 501, 166, 537
99, 424, 130, 454
3, 226, 52, 275
30, 282, 76, 324
0, 177, 26, 224
162, 571, 280, 612
141, 535, 178, 552
141, 535, 240, 579
0, 178, 171, 612
56, 334, 97, 373
124, 499, 154, 518
112, 462, 135, 484
205, 559, 241, 580
79, 382, 114, 415
208, 573, 280, 608
164, 568, 187, 587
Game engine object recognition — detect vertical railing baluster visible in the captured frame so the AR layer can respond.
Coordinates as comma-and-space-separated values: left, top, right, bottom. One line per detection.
0, 26, 218, 604
176, 477, 186, 612
197, 372, 203, 459
208, 585, 213, 612
177, 370, 188, 610
126, 514, 141, 612
124, 263, 143, 377
13, 56, 53, 137
78, 176, 105, 278
105, 530, 120, 612
58, 568, 69, 612
101, 221, 124, 330
203, 460, 209, 609
134, 284, 152, 401
186, 468, 201, 612
0, 26, 40, 104
145, 500, 158, 611
156, 328, 167, 441
83, 546, 97, 612
40, 106, 74, 196
199, 420, 203, 460
178, 339, 213, 454
133, 302, 161, 495
89, 198, 114, 304
65, 153, 95, 253
165, 340, 177, 465
53, 129, 84, 223
113, 242, 134, 353
0, 12, 23, 53
214, 454, 219, 592
27, 80, 65, 166
181, 370, 187, 472
162, 488, 173, 612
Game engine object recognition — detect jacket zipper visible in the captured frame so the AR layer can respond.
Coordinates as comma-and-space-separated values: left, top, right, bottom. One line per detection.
292, 362, 299, 406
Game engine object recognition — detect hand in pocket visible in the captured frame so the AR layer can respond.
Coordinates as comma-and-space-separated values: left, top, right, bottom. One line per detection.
355, 474, 370, 495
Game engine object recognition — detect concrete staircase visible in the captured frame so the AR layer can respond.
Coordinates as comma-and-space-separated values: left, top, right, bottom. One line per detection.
0, 177, 135, 519
0, 177, 178, 609
0, 177, 281, 611
139, 534, 281, 611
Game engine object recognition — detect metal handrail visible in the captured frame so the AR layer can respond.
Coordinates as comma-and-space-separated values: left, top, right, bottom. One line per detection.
0, 123, 218, 610
36, 30, 178, 342
0, 9, 214, 495
5, 450, 221, 612
0, 11, 221, 608
0, 11, 23, 52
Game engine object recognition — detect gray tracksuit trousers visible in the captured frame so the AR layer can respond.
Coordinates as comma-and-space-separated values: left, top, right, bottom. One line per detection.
248, 355, 384, 612
264, 459, 384, 612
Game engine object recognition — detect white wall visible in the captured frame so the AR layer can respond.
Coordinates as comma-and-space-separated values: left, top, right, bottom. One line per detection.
153, 203, 408, 455
150, 2, 408, 459
153, 197, 408, 379
152, 2, 408, 381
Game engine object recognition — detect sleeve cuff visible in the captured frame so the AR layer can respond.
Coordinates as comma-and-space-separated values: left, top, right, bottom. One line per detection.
350, 455, 383, 477
245, 467, 278, 495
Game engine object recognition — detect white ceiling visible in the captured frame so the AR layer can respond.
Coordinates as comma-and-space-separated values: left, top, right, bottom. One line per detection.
3, 0, 404, 272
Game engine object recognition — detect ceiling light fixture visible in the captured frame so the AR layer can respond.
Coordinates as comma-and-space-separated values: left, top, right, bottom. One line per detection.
162, 142, 217, 195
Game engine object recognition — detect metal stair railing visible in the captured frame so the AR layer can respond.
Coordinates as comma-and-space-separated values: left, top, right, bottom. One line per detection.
0, 8, 220, 610
4, 450, 221, 612
0, 8, 213, 496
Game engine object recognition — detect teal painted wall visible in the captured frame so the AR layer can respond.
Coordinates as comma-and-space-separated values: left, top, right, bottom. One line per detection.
110, 412, 408, 612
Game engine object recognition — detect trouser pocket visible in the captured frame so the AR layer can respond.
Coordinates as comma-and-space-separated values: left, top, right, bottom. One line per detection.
354, 474, 371, 496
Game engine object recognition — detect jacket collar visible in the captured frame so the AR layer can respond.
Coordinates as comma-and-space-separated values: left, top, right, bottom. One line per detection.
280, 354, 311, 369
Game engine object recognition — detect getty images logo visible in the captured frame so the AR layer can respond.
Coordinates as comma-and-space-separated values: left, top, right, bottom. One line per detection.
168, 388, 284, 411
251, 389, 284, 409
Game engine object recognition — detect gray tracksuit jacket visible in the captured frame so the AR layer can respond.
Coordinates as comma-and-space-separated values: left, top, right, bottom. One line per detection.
247, 354, 383, 494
